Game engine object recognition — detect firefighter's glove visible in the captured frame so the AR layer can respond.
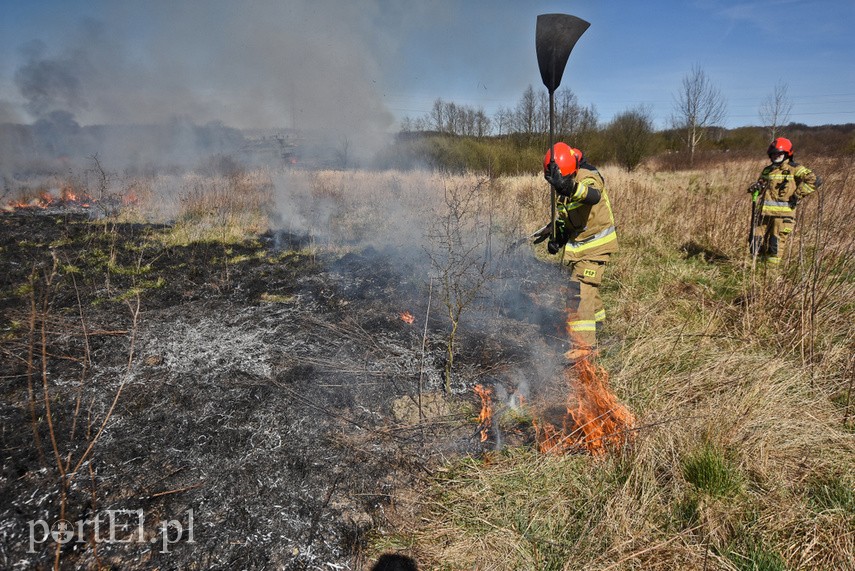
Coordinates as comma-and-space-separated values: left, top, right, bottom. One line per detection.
546, 222, 568, 254
545, 163, 577, 197
747, 179, 766, 195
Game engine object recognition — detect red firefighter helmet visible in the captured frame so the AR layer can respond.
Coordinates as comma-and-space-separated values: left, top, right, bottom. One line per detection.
768, 137, 793, 158
570, 147, 584, 164
543, 142, 578, 176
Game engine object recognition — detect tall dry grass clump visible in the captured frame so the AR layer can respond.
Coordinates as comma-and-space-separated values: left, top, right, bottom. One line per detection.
378, 157, 855, 570
68, 169, 277, 244
165, 170, 274, 244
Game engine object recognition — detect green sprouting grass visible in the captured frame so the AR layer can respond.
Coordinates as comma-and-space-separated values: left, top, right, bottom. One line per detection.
682, 442, 742, 498
806, 474, 855, 514
726, 539, 787, 571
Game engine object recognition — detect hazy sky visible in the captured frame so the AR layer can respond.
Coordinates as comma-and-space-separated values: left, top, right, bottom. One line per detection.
1, 0, 853, 131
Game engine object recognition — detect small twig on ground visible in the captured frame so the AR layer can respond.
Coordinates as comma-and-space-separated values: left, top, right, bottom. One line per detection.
26, 266, 46, 465
148, 481, 204, 499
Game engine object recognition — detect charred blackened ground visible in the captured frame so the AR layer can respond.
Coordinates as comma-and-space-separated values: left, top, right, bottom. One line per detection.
0, 212, 568, 570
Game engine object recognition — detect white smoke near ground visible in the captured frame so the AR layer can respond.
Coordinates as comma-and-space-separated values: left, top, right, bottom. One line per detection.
268, 169, 443, 250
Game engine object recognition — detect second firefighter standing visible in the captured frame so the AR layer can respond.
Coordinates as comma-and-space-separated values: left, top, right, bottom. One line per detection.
748, 137, 820, 266
536, 143, 618, 362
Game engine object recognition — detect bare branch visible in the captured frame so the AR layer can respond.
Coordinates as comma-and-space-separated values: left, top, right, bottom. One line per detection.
671, 65, 727, 165
759, 81, 793, 140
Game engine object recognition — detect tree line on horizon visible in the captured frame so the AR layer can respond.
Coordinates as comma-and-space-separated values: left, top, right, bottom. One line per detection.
396, 67, 855, 172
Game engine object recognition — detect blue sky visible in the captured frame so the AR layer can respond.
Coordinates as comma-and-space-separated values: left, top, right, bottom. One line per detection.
1, 0, 853, 132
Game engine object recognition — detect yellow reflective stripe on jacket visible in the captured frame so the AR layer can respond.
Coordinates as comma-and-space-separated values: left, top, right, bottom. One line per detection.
762, 200, 795, 215
594, 309, 606, 322
570, 182, 589, 202
567, 320, 596, 332
794, 167, 817, 196
565, 225, 617, 253
562, 201, 584, 212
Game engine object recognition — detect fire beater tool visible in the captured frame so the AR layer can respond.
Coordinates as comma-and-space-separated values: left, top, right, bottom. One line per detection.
536, 13, 590, 242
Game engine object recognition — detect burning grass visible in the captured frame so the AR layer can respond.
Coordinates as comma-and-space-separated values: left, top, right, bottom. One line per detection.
392, 340, 854, 569
533, 358, 636, 455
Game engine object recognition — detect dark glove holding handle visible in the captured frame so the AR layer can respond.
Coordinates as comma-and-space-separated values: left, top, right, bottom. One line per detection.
544, 162, 577, 197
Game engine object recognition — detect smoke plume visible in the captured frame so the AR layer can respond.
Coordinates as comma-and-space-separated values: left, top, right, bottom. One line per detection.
1, 1, 420, 171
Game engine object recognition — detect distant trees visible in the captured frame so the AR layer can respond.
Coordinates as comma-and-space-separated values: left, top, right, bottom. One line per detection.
393, 66, 855, 171
510, 86, 537, 136
606, 105, 655, 171
671, 65, 727, 165
759, 81, 793, 140
400, 86, 597, 141
403, 98, 492, 137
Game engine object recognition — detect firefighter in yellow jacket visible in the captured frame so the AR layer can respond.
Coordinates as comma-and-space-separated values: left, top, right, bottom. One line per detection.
748, 137, 820, 266
535, 143, 618, 362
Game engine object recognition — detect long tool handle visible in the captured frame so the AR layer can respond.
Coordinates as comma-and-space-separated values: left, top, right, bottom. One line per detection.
748, 198, 756, 247
549, 91, 557, 241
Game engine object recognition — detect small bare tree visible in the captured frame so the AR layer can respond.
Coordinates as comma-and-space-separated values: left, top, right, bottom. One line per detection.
430, 98, 446, 133
426, 176, 492, 393
87, 154, 110, 200
513, 85, 538, 137
494, 106, 512, 137
671, 65, 727, 165
759, 81, 793, 140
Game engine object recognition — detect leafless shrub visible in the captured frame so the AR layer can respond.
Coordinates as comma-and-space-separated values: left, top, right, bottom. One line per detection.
20, 249, 146, 570
425, 175, 493, 392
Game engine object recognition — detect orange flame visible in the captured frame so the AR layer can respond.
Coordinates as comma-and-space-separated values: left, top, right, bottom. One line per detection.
534, 357, 635, 455
399, 311, 415, 324
4, 186, 95, 211
568, 357, 635, 453
474, 384, 494, 442
531, 307, 636, 456
60, 185, 94, 206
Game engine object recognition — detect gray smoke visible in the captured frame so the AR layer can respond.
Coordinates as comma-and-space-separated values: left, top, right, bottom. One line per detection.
10, 6, 400, 130
1, 1, 430, 171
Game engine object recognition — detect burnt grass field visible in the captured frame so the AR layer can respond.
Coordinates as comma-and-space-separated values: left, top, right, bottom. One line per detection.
0, 210, 570, 570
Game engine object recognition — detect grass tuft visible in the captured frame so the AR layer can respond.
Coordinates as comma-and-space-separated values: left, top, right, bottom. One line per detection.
806, 474, 855, 514
682, 442, 742, 498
